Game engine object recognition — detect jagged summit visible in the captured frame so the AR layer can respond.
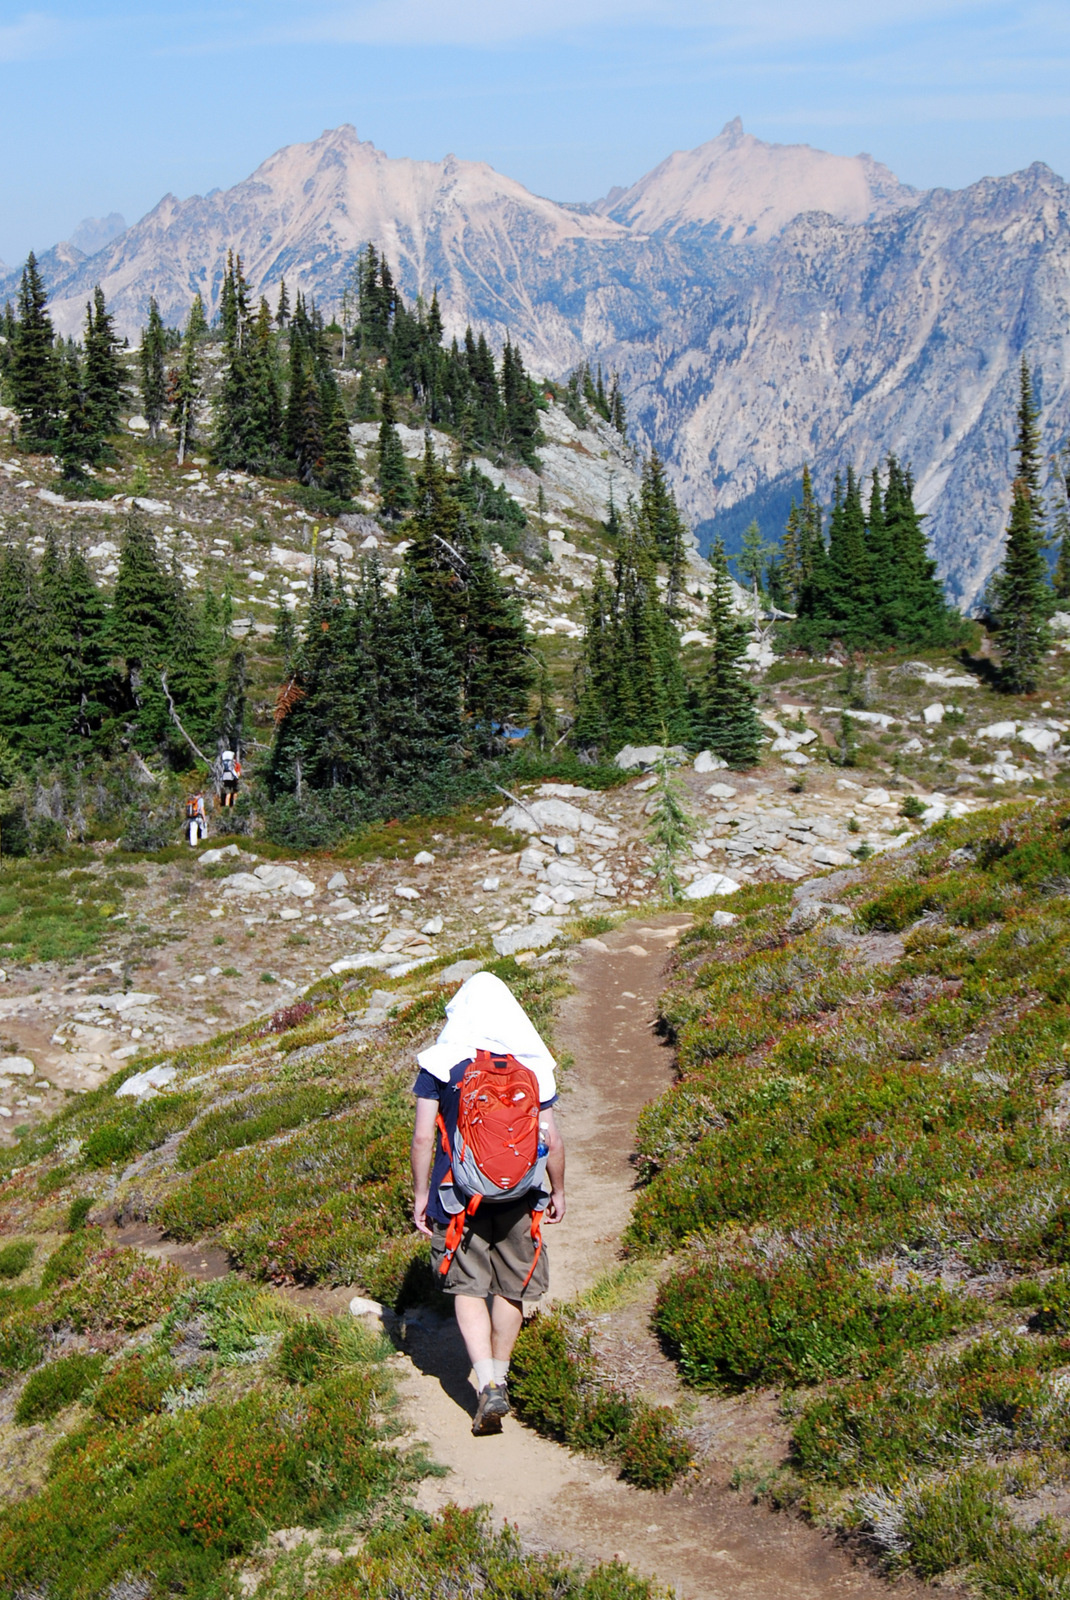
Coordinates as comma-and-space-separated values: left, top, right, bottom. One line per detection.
592, 118, 920, 241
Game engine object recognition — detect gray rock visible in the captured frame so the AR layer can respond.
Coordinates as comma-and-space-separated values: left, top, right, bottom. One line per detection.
117, 1064, 177, 1099
812, 844, 854, 866
436, 959, 485, 984
694, 750, 728, 773
492, 920, 559, 956
614, 744, 686, 770
0, 1055, 34, 1077
199, 844, 241, 865
546, 859, 597, 888
683, 872, 740, 899
327, 870, 349, 890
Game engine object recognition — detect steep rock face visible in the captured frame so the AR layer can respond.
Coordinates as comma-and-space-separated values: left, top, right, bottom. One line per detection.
4, 125, 1069, 606
593, 117, 919, 242
615, 163, 1070, 608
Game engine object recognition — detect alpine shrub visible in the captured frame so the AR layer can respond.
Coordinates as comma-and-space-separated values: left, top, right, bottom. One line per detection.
0, 1239, 34, 1278
14, 1350, 106, 1424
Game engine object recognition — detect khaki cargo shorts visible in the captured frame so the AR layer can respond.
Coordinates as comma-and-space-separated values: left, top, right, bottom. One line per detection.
431, 1196, 549, 1301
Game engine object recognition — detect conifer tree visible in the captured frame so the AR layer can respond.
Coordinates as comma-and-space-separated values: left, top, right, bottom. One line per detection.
737, 520, 769, 602
692, 537, 762, 768
376, 380, 413, 516
992, 479, 1051, 694
500, 339, 540, 467
276, 279, 291, 329
139, 297, 167, 440
571, 504, 687, 752
172, 293, 206, 466
10, 252, 62, 450
882, 457, 953, 645
57, 345, 95, 482
572, 561, 617, 749
403, 440, 534, 744
354, 366, 378, 422
0, 544, 47, 748
321, 387, 360, 498
83, 285, 125, 450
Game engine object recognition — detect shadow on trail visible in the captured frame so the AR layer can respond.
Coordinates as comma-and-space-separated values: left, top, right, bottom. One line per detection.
396, 1307, 478, 1421
957, 646, 1003, 690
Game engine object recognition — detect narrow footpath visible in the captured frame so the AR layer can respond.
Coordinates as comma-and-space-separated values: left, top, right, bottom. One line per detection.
391, 917, 914, 1600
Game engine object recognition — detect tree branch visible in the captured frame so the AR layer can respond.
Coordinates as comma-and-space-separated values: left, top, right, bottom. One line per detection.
159, 672, 211, 767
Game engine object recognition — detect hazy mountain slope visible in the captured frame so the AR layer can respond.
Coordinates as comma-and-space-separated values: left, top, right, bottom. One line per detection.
3, 124, 1068, 606
593, 117, 919, 241
4, 125, 632, 373
612, 161, 1070, 609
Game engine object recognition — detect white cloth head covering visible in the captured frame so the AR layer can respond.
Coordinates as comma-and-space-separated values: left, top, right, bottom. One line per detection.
416, 971, 557, 1100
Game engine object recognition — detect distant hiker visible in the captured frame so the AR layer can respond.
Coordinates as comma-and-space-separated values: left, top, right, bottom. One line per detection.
411, 971, 565, 1435
185, 792, 208, 845
219, 750, 242, 807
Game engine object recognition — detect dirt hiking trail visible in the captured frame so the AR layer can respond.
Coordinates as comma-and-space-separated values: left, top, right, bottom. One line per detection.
389, 916, 916, 1600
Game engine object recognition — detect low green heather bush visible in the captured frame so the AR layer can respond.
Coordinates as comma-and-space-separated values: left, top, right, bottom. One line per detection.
315, 1504, 668, 1600
175, 1084, 358, 1170
53, 1247, 184, 1332
92, 1352, 176, 1424
157, 1091, 424, 1302
67, 1197, 93, 1231
14, 1350, 106, 1424
0, 1239, 33, 1278
510, 1311, 691, 1490
655, 1255, 979, 1392
792, 1334, 1069, 1487
80, 1090, 199, 1170
0, 1364, 404, 1598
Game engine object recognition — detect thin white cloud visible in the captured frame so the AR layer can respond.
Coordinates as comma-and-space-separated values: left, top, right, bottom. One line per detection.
0, 11, 63, 61
272, 0, 1001, 49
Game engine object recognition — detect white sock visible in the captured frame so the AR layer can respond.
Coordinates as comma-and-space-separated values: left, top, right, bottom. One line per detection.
491, 1359, 509, 1385
473, 1358, 496, 1392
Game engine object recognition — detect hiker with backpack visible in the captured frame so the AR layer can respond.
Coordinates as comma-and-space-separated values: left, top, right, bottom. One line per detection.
411, 970, 565, 1435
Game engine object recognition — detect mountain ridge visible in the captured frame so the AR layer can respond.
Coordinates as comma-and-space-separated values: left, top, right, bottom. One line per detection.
3, 123, 1067, 608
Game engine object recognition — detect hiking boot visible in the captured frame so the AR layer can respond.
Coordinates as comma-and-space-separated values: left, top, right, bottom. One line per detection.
472, 1382, 510, 1435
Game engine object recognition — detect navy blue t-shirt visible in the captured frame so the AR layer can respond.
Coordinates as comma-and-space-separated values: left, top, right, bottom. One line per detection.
413, 1060, 557, 1226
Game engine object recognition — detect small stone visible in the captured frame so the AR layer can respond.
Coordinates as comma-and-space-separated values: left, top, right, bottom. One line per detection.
349, 1295, 386, 1319
420, 916, 444, 935
781, 751, 810, 767
902, 737, 924, 753
977, 721, 1018, 740
395, 886, 421, 900
550, 885, 576, 905
694, 750, 729, 773
278, 907, 302, 921
482, 876, 501, 892
199, 844, 241, 865
530, 893, 555, 914
705, 782, 738, 800
413, 850, 435, 866
0, 1056, 34, 1077
922, 702, 945, 724
116, 1064, 177, 1099
711, 910, 738, 927
327, 871, 349, 891
554, 836, 577, 855
860, 787, 891, 806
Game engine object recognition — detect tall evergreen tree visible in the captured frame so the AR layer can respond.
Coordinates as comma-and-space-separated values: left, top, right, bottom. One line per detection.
139, 297, 167, 441
172, 293, 206, 466
882, 457, 954, 645
500, 338, 541, 467
83, 286, 125, 449
403, 440, 534, 745
991, 478, 1051, 694
691, 537, 762, 768
571, 503, 687, 751
376, 381, 413, 516
10, 252, 62, 450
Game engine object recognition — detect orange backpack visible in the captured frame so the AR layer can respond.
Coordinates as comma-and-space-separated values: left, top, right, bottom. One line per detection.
436, 1050, 548, 1289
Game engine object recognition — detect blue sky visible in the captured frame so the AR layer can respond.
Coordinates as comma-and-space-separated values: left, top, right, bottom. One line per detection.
1, 1, 1068, 266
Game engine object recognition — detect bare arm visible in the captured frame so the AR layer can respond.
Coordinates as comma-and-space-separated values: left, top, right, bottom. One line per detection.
411, 1096, 438, 1238
542, 1106, 566, 1223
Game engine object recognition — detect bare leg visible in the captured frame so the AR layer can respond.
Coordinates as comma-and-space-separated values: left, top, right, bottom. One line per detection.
490, 1296, 523, 1365
453, 1292, 493, 1366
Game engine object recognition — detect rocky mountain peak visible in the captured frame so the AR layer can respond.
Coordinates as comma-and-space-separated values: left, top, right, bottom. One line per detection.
592, 118, 920, 241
